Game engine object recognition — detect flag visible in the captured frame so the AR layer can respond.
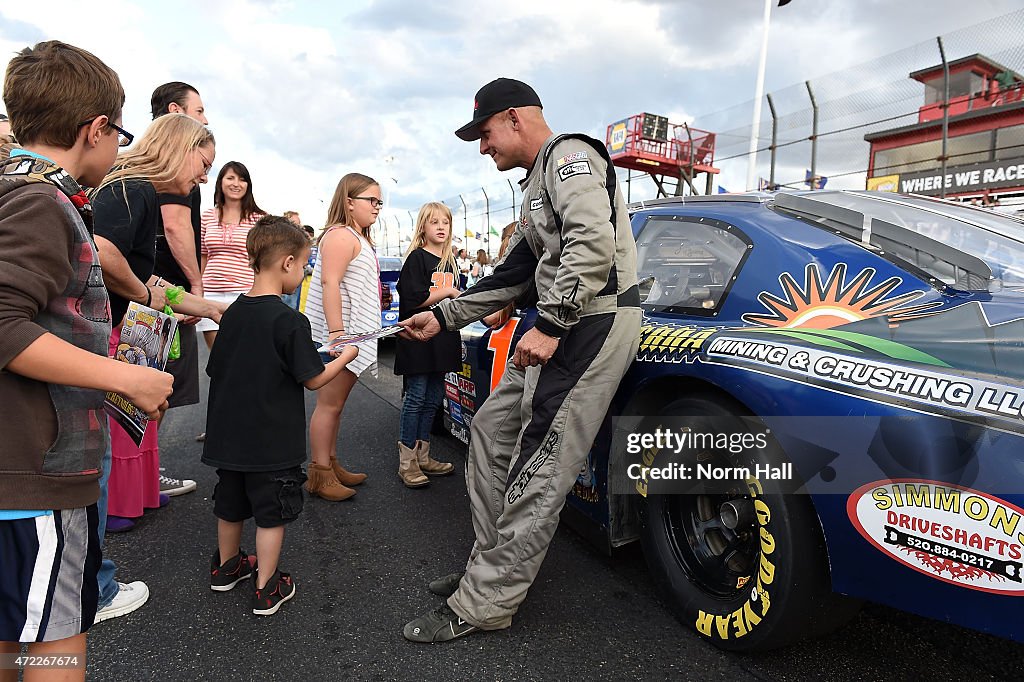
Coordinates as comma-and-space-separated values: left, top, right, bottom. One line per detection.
758, 177, 770, 191
489, 225, 500, 236
717, 185, 730, 194
465, 228, 474, 238
805, 170, 827, 189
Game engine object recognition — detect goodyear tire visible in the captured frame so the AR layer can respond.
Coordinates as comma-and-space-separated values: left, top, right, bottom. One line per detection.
637, 395, 860, 651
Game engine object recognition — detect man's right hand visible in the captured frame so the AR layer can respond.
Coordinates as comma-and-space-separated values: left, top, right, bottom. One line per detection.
399, 311, 442, 342
123, 366, 174, 420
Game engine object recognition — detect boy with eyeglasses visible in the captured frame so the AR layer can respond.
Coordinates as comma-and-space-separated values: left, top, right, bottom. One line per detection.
0, 41, 173, 678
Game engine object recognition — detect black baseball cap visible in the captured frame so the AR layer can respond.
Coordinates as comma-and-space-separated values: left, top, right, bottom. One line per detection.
454, 78, 542, 142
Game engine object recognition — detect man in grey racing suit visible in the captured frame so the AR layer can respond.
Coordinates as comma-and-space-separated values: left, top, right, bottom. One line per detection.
400, 78, 642, 642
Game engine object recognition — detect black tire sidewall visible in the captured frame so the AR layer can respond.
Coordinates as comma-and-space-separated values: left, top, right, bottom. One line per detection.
637, 396, 832, 652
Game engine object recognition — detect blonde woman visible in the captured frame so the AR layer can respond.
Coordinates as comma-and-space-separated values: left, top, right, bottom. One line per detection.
304, 173, 382, 501
92, 113, 223, 533
89, 112, 223, 622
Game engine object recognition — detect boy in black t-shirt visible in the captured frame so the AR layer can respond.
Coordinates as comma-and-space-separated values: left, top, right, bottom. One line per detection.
202, 215, 357, 616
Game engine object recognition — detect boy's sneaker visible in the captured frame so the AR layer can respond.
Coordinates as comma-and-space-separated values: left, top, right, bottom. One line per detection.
94, 581, 150, 623
252, 571, 295, 616
403, 603, 480, 643
428, 572, 464, 597
210, 548, 254, 592
159, 469, 196, 496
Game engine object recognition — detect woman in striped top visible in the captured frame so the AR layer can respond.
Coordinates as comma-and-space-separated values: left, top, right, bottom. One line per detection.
196, 161, 265, 349
305, 173, 382, 501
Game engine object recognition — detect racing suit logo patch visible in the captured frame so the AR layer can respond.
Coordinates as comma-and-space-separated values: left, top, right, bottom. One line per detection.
556, 151, 589, 167
558, 161, 592, 182
530, 198, 543, 211
507, 432, 560, 504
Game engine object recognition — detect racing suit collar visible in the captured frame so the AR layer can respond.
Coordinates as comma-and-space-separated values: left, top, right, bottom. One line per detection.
519, 134, 560, 188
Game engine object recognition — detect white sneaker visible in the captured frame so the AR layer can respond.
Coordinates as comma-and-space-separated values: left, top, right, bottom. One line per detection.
158, 470, 197, 496
94, 581, 150, 623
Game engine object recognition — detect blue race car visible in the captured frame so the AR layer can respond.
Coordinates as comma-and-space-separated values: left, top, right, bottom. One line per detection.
443, 190, 1024, 651
378, 256, 402, 327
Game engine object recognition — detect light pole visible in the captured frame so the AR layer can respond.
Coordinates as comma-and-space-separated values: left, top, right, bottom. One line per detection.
746, 0, 773, 192
381, 155, 398, 255
382, 155, 395, 206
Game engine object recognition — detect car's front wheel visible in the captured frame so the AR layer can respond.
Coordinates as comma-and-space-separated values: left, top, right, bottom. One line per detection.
637, 395, 860, 651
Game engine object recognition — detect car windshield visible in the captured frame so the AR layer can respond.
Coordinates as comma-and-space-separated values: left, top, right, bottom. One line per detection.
378, 257, 403, 273
773, 191, 1024, 291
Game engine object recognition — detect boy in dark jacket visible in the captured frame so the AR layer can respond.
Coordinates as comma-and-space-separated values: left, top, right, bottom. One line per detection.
0, 41, 173, 675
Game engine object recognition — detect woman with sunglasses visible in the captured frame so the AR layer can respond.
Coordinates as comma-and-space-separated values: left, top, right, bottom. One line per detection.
91, 113, 224, 532
195, 161, 266, 353
304, 173, 383, 501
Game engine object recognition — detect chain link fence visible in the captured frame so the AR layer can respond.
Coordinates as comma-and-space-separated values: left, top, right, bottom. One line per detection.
373, 181, 522, 258
694, 8, 1024, 197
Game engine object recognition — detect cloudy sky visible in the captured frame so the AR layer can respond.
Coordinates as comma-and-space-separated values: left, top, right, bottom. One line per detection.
2, 0, 1021, 251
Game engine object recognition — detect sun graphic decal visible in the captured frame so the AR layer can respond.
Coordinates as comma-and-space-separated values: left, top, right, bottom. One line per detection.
743, 263, 942, 329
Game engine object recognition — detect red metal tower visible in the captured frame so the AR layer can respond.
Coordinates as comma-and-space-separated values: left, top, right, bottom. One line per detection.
606, 113, 720, 196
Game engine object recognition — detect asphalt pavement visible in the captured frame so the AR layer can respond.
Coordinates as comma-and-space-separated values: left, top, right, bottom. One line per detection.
86, 334, 1024, 681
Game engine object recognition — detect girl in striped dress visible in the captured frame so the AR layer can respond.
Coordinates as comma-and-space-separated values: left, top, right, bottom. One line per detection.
305, 173, 382, 501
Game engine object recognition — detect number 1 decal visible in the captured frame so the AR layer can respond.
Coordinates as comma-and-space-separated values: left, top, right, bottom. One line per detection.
486, 317, 521, 393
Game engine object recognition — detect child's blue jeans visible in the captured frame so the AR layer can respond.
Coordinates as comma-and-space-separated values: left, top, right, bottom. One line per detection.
96, 439, 119, 607
399, 373, 445, 448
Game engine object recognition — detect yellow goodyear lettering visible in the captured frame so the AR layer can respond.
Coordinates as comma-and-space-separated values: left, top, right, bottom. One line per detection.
759, 526, 776, 555
754, 499, 771, 526
695, 611, 713, 637
758, 551, 776, 587
715, 614, 731, 639
696, 476, 777, 640
636, 444, 659, 497
636, 479, 648, 497
731, 607, 749, 637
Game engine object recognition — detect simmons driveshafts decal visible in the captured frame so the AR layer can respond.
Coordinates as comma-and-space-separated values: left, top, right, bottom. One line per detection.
848, 480, 1024, 595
